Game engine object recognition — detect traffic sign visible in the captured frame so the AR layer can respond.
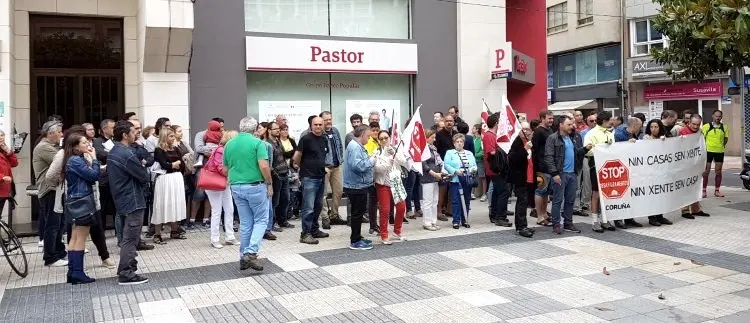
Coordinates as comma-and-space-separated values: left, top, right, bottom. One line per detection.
598, 160, 630, 199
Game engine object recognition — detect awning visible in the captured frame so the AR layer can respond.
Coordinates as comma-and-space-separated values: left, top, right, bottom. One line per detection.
547, 99, 597, 113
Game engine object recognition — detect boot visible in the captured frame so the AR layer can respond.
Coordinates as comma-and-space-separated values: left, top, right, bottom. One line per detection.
67, 250, 95, 285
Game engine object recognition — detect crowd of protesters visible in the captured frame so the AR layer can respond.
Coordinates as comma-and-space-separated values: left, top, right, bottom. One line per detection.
16, 103, 724, 286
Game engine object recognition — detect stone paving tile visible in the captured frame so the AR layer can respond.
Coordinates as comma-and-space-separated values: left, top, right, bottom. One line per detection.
382, 253, 467, 275
605, 275, 691, 296
416, 268, 515, 294
610, 314, 667, 323
733, 288, 750, 299
384, 295, 499, 323
301, 307, 404, 323
644, 307, 710, 323
478, 261, 573, 285
505, 308, 607, 323
438, 247, 524, 267
493, 240, 576, 260
454, 290, 511, 307
717, 309, 750, 323
489, 287, 546, 302
580, 267, 658, 286
274, 285, 377, 320
522, 277, 633, 307
190, 297, 296, 323
176, 276, 270, 309
479, 297, 571, 320
138, 298, 195, 323
253, 268, 344, 296
349, 276, 447, 306
579, 302, 640, 321
676, 293, 750, 319
678, 245, 720, 255
321, 260, 410, 284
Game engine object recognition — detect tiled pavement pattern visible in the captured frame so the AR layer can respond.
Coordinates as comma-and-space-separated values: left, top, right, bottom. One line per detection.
1, 187, 750, 322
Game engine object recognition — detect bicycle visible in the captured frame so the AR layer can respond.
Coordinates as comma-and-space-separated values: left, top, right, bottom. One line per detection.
1, 198, 28, 278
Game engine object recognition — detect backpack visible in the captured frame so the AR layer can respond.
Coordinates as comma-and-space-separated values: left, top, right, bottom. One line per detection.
704, 123, 725, 137
489, 148, 509, 175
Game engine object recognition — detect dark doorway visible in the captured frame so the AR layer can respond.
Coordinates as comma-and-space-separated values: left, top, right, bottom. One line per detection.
26, 15, 124, 232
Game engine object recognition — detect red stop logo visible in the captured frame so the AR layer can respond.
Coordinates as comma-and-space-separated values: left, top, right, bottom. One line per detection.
597, 160, 630, 199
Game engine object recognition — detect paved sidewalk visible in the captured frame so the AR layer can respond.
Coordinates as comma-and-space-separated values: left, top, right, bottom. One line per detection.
1, 188, 749, 323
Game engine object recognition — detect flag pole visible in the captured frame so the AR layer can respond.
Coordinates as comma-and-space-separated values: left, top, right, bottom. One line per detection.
482, 97, 493, 114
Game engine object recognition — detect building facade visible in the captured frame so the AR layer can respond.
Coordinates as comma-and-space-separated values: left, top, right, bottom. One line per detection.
1, 0, 549, 229
545, 0, 623, 116
624, 0, 743, 155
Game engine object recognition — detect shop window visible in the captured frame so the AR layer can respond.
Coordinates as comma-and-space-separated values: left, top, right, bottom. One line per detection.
246, 71, 411, 140
631, 19, 666, 56
547, 2, 568, 34
575, 49, 597, 85
554, 45, 621, 87
596, 45, 620, 82
547, 57, 554, 89
244, 0, 410, 39
576, 0, 593, 25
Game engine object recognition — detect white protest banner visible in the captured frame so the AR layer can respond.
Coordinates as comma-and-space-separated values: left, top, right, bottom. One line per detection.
345, 100, 400, 133
258, 101, 321, 140
593, 134, 706, 222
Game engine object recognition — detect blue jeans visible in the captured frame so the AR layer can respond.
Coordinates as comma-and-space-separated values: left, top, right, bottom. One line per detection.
275, 174, 290, 225
551, 173, 577, 225
301, 177, 324, 235
403, 171, 421, 211
449, 180, 472, 225
267, 174, 282, 232
231, 184, 269, 256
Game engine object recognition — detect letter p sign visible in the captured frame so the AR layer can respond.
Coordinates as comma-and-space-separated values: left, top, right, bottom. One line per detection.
495, 49, 505, 69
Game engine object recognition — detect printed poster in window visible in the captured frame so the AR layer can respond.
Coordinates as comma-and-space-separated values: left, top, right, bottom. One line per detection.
345, 100, 401, 134
648, 100, 663, 120
258, 101, 322, 140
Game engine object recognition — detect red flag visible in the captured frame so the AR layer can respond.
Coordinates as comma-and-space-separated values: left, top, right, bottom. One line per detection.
481, 100, 491, 131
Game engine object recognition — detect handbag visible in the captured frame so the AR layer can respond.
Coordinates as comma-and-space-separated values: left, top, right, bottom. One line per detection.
196, 150, 227, 191
64, 193, 96, 226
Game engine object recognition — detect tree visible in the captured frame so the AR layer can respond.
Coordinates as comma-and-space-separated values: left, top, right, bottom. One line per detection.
651, 0, 750, 81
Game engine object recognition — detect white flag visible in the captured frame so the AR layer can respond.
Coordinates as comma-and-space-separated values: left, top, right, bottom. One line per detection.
399, 105, 431, 174
496, 96, 522, 153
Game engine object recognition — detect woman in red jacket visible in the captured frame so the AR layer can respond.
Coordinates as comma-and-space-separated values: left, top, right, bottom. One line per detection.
0, 131, 19, 215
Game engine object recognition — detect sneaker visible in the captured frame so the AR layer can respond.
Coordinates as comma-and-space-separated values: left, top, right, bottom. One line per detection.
38, 240, 44, 248
693, 211, 710, 217
602, 222, 616, 231
202, 221, 211, 229
349, 240, 373, 250
46, 259, 68, 267
563, 223, 581, 233
381, 238, 392, 245
392, 234, 406, 242
682, 213, 695, 219
495, 219, 512, 227
322, 218, 331, 230
263, 232, 277, 240
423, 225, 438, 231
239, 253, 263, 271
479, 195, 487, 202
118, 275, 149, 286
437, 214, 450, 221
224, 239, 239, 245
312, 231, 330, 239
553, 223, 562, 235
648, 218, 661, 226
517, 227, 534, 238
614, 220, 626, 229
136, 241, 155, 251
624, 219, 643, 227
279, 222, 295, 228
330, 217, 348, 225
658, 217, 673, 225
592, 222, 604, 233
272, 224, 283, 232
102, 258, 116, 269
186, 222, 196, 231
300, 234, 319, 244
471, 194, 477, 200
211, 242, 224, 249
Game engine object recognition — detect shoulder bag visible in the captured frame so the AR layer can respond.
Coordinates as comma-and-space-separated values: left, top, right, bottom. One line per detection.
64, 188, 97, 226
197, 149, 227, 191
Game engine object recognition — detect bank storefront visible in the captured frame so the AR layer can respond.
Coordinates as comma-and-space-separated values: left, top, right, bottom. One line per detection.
245, 36, 416, 138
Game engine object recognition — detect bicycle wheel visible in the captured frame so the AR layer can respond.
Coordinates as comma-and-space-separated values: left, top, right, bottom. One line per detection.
0, 221, 28, 278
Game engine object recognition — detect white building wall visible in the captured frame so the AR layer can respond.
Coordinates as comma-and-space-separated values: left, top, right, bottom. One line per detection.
456, 0, 507, 126
546, 0, 621, 54
2, 0, 192, 225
